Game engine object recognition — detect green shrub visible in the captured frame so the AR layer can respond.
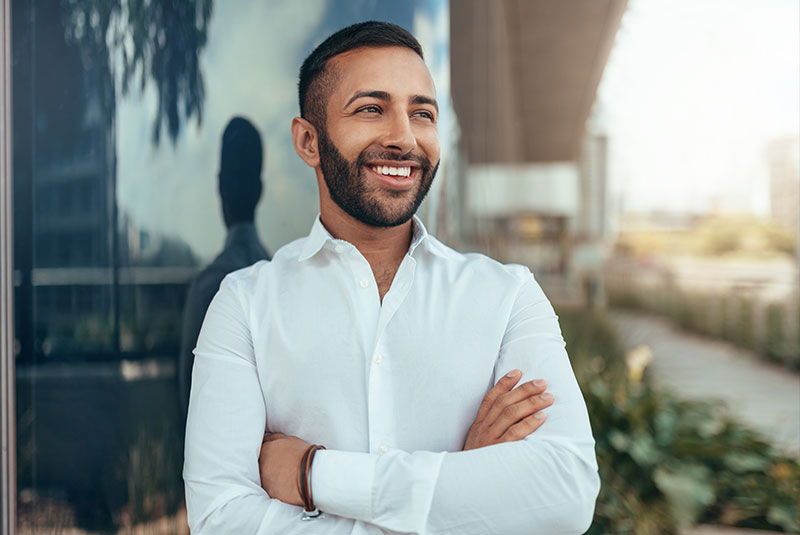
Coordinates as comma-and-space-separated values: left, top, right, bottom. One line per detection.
607, 280, 800, 371
559, 309, 800, 534
765, 303, 800, 368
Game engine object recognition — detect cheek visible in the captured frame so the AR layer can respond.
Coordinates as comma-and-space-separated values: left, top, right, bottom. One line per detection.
418, 131, 440, 163
326, 123, 362, 152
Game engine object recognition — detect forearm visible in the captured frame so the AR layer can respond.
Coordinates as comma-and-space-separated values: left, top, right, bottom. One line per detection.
185, 483, 357, 535
184, 356, 363, 534
183, 355, 276, 534
311, 429, 599, 535
428, 434, 599, 534
183, 483, 273, 535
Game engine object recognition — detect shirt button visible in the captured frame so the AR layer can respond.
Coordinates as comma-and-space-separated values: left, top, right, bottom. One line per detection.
359, 279, 369, 288
378, 445, 389, 455
373, 353, 383, 364
335, 244, 346, 253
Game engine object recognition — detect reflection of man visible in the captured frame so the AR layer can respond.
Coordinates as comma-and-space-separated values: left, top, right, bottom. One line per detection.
184, 22, 599, 534
178, 117, 270, 421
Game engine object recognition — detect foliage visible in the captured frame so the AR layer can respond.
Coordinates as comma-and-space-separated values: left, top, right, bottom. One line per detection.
558, 309, 800, 534
765, 302, 800, 365
616, 230, 672, 258
690, 216, 796, 257
607, 282, 800, 370
615, 215, 797, 260
61, 0, 214, 144
124, 422, 183, 527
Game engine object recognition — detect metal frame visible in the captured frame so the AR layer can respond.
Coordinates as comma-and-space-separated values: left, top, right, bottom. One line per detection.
0, 0, 17, 531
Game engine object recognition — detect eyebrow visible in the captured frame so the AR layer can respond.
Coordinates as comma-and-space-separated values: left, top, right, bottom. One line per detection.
345, 90, 439, 113
411, 94, 439, 112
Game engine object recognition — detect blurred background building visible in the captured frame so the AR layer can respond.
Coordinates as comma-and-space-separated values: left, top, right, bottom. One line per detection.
1, 0, 798, 534
449, 0, 624, 307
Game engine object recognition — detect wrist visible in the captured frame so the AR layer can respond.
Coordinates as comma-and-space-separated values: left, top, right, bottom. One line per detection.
297, 444, 326, 517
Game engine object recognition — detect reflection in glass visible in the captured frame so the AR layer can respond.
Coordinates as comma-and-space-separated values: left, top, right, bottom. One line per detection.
178, 116, 270, 421
13, 0, 213, 532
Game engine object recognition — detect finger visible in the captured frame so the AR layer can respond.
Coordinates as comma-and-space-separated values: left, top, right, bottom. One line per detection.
499, 411, 548, 443
484, 379, 548, 427
487, 391, 554, 437
474, 369, 522, 423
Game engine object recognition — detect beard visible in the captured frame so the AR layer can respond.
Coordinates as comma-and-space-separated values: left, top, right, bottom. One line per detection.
316, 126, 438, 228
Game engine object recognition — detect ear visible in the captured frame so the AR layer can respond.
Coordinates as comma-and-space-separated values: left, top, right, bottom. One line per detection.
291, 117, 320, 168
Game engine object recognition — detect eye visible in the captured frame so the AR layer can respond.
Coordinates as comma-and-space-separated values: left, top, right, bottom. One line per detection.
412, 110, 436, 122
356, 104, 382, 115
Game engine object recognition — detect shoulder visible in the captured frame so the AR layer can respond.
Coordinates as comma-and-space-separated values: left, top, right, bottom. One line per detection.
221, 258, 270, 290
220, 235, 308, 293
424, 235, 533, 286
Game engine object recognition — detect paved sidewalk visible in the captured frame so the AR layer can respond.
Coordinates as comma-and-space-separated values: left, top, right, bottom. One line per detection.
609, 310, 800, 457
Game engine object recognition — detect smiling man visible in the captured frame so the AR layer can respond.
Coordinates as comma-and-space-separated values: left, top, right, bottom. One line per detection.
183, 21, 599, 535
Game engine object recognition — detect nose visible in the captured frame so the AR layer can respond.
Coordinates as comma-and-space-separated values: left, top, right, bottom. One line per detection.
381, 112, 417, 155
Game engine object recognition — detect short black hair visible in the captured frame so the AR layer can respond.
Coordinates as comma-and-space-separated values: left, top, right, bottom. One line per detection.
298, 21, 424, 128
218, 116, 263, 225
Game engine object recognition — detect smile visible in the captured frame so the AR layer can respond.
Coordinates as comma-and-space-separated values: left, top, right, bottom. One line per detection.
370, 165, 412, 178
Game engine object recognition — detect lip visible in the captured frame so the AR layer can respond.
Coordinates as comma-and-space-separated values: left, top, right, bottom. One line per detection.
365, 161, 419, 191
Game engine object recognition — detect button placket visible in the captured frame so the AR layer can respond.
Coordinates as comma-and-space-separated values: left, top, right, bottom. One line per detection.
365, 260, 417, 455
367, 340, 393, 456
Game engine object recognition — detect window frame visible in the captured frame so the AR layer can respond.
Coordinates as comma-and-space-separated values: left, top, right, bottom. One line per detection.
0, 0, 17, 532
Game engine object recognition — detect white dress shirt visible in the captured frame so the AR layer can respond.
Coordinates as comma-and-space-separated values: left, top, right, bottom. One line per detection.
183, 216, 600, 535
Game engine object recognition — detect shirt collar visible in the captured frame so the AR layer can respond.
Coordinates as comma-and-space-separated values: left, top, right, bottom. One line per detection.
297, 214, 436, 262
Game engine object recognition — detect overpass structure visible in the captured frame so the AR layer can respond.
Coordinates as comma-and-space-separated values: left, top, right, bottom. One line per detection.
449, 0, 628, 302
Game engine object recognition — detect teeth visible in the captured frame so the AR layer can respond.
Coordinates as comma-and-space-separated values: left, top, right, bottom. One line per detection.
372, 166, 412, 178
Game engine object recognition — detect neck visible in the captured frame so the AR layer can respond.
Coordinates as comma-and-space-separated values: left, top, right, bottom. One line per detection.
319, 208, 412, 263
224, 214, 254, 229
319, 198, 413, 303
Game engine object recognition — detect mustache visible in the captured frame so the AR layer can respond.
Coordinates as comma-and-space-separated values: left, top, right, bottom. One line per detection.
356, 149, 433, 170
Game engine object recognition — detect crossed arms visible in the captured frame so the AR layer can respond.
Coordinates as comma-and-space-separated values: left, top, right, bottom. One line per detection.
257, 369, 554, 509
183, 275, 600, 534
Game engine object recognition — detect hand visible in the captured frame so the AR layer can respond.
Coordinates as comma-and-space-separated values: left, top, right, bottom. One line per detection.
258, 432, 310, 506
463, 369, 553, 450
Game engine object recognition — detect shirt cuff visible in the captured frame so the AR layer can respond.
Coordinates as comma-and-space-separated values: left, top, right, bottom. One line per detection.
311, 449, 377, 521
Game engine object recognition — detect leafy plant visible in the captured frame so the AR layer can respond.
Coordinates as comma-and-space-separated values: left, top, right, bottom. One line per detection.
559, 309, 800, 534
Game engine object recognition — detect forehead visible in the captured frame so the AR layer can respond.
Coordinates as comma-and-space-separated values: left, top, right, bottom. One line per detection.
327, 46, 436, 103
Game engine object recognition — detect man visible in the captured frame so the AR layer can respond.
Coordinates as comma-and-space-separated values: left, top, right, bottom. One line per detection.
184, 22, 599, 535
178, 116, 270, 422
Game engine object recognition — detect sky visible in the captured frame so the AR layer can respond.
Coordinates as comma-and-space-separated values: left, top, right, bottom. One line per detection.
595, 0, 800, 216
